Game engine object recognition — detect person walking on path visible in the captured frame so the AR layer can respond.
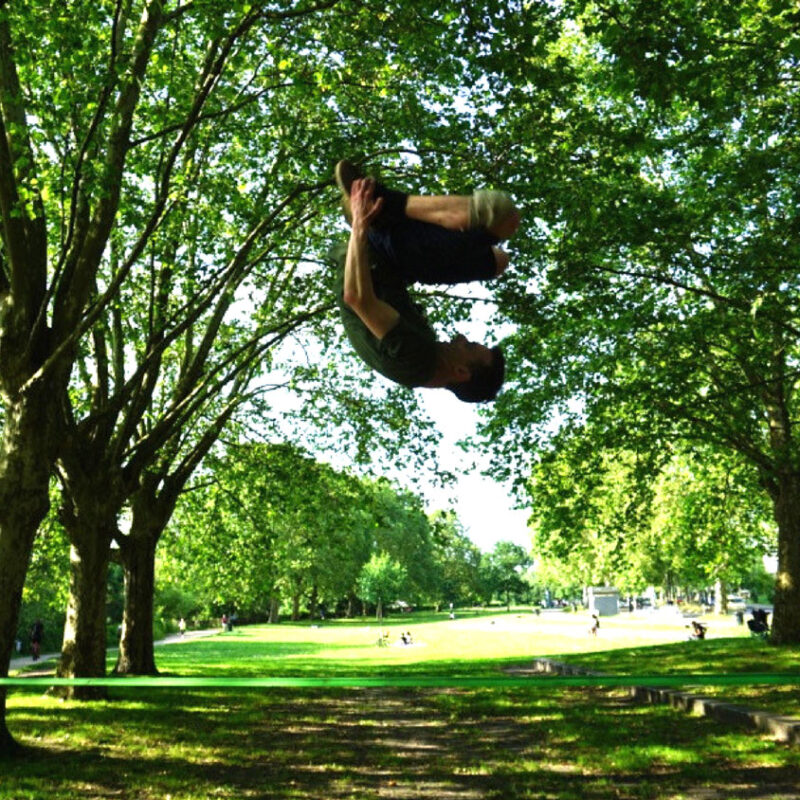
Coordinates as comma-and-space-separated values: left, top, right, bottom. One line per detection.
29, 619, 44, 661
334, 160, 520, 403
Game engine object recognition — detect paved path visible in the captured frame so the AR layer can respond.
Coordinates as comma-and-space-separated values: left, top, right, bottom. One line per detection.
8, 628, 221, 674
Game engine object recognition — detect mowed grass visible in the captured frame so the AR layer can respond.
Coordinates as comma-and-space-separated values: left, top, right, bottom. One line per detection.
4, 608, 800, 800
132, 606, 760, 677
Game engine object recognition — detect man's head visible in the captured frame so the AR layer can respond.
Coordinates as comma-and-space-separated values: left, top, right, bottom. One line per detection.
445, 334, 505, 403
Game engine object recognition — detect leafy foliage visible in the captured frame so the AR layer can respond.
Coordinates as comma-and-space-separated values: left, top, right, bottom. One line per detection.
478, 0, 799, 639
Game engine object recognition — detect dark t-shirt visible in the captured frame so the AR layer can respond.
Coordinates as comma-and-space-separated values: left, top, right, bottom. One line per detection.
333, 243, 438, 388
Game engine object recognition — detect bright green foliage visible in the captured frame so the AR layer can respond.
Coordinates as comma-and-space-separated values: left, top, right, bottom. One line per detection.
528, 433, 657, 591
158, 441, 440, 620
356, 552, 408, 620
644, 447, 775, 595
480, 0, 800, 641
527, 430, 774, 597
159, 442, 369, 619
362, 479, 438, 602
479, 540, 531, 609
429, 510, 484, 607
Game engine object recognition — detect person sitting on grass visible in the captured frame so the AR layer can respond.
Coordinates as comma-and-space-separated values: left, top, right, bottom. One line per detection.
333, 160, 520, 403
747, 608, 769, 637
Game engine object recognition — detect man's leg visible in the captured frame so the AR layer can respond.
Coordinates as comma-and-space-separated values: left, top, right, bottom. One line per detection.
405, 195, 470, 232
406, 192, 520, 241
335, 161, 519, 240
369, 216, 503, 287
404, 193, 519, 240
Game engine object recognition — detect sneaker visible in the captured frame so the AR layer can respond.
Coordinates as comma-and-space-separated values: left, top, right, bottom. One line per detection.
334, 160, 363, 222
334, 160, 363, 196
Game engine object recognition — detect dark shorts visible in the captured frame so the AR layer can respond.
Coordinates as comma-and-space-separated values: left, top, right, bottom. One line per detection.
368, 218, 498, 287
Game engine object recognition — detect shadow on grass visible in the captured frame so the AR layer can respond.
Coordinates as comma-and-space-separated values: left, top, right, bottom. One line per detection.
4, 687, 800, 799
551, 637, 797, 676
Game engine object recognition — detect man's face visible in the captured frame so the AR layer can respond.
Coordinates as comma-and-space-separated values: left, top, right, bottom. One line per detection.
451, 334, 493, 369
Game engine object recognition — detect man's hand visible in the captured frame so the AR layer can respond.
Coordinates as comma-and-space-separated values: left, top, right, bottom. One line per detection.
342, 178, 399, 340
350, 178, 384, 230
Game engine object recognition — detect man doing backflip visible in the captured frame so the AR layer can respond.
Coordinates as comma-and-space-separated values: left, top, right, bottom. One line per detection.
334, 161, 520, 403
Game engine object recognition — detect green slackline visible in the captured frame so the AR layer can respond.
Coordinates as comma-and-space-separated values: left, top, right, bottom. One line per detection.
1, 674, 800, 689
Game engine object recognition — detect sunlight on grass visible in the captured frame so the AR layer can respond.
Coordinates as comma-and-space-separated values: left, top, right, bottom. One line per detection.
4, 609, 800, 800
149, 608, 754, 678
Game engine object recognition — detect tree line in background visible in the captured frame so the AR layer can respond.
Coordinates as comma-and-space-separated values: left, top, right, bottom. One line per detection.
16, 442, 534, 653
526, 435, 776, 609
16, 437, 775, 665
1, 0, 797, 756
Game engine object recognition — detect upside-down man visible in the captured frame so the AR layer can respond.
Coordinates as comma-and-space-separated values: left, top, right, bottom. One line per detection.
334, 161, 519, 403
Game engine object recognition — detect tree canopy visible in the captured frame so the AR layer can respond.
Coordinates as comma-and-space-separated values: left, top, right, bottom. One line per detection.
481, 0, 799, 641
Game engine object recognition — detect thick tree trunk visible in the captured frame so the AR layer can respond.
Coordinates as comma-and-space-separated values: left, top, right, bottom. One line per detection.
770, 473, 800, 644
114, 534, 158, 675
0, 394, 58, 754
112, 474, 181, 675
291, 592, 300, 621
56, 534, 112, 699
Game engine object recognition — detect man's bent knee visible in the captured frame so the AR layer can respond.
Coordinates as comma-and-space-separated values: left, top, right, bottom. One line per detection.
469, 190, 519, 239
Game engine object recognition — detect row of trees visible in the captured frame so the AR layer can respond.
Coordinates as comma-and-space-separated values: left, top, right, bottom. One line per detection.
144, 443, 536, 624
476, 0, 800, 640
20, 436, 777, 665
17, 442, 534, 646
0, 0, 525, 752
526, 434, 776, 606
3, 0, 799, 757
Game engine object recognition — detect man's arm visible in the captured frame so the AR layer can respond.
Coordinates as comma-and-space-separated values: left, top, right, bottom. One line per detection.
342, 179, 399, 339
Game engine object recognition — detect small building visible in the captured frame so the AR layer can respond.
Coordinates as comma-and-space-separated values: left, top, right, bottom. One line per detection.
587, 586, 619, 616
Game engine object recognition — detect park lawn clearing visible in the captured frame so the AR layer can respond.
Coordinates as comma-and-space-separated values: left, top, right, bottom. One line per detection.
4, 610, 800, 800
140, 607, 758, 678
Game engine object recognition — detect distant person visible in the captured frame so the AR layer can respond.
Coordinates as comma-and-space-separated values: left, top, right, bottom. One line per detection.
687, 620, 707, 640
589, 614, 600, 636
221, 614, 228, 631
747, 608, 769, 637
178, 618, 186, 637
30, 619, 44, 661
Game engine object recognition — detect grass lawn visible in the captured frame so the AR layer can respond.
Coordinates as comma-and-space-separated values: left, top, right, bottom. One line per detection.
3, 608, 800, 799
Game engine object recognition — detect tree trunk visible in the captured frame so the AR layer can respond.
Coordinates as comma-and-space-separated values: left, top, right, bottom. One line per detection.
0, 393, 59, 753
713, 578, 726, 615
291, 592, 300, 621
268, 596, 280, 624
770, 473, 800, 644
114, 534, 158, 675
309, 585, 318, 621
56, 534, 112, 699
